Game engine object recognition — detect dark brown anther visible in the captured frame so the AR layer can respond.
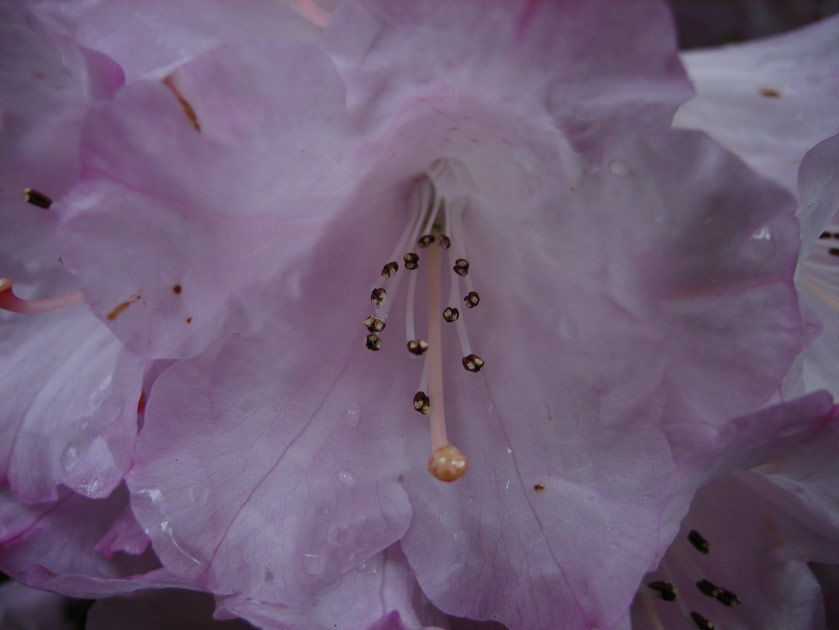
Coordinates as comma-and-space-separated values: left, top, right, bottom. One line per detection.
453, 258, 470, 276
371, 288, 387, 306
688, 529, 710, 554
716, 589, 741, 608
443, 307, 460, 322
462, 353, 484, 372
417, 234, 436, 248
413, 391, 430, 415
437, 234, 451, 249
407, 339, 429, 355
820, 231, 832, 239
464, 291, 480, 308
381, 261, 398, 278
696, 579, 721, 598
404, 252, 419, 270
365, 333, 383, 351
364, 316, 386, 333
23, 187, 52, 209
647, 581, 677, 602
689, 611, 714, 630
829, 247, 839, 257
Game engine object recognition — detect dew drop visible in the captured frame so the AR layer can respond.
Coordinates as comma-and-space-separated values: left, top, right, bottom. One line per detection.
337, 469, 357, 487
61, 445, 80, 472
609, 160, 629, 176
189, 485, 209, 504
357, 561, 377, 575
303, 552, 327, 576
344, 404, 360, 427
506, 447, 513, 454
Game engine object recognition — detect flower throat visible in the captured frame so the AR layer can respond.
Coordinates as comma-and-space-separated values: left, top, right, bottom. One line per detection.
364, 158, 483, 483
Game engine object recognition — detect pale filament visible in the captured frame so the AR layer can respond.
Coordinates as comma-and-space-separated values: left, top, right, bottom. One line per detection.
426, 242, 449, 452
0, 278, 83, 314
446, 203, 475, 357
639, 590, 666, 630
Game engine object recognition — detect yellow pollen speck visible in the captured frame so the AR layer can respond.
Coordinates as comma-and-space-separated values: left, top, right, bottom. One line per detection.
428, 445, 468, 482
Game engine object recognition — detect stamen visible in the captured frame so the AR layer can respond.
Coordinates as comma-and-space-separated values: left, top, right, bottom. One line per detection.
437, 234, 451, 249
403, 252, 419, 270
716, 588, 741, 608
688, 530, 710, 554
417, 234, 436, 248
464, 290, 480, 308
365, 333, 383, 351
407, 339, 429, 355
647, 581, 678, 602
689, 611, 715, 630
413, 391, 430, 415
364, 316, 386, 333
381, 262, 398, 278
23, 187, 52, 209
370, 287, 387, 306
0, 278, 84, 314
462, 353, 484, 372
442, 306, 459, 322
696, 579, 721, 598
453, 258, 470, 276
425, 240, 467, 482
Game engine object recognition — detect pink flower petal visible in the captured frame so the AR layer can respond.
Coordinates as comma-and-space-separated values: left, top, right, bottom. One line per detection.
675, 15, 839, 191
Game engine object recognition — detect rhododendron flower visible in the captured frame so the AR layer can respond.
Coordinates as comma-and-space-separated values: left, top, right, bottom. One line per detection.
2, 1, 839, 629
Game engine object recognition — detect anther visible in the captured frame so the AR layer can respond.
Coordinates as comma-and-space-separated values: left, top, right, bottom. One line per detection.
696, 580, 721, 598
381, 261, 398, 278
464, 291, 480, 308
371, 287, 387, 306
819, 231, 832, 239
413, 391, 430, 415
462, 353, 484, 372
453, 258, 470, 276
417, 234, 436, 248
647, 581, 677, 602
364, 316, 386, 333
365, 333, 383, 351
687, 530, 710, 554
443, 307, 460, 322
404, 252, 419, 270
689, 611, 714, 630
716, 589, 741, 608
407, 339, 429, 356
428, 445, 468, 482
829, 247, 839, 257
437, 234, 451, 249
23, 187, 52, 209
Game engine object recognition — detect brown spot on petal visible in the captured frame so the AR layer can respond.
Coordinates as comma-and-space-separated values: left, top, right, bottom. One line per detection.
757, 85, 782, 98
172, 284, 182, 295
534, 484, 545, 492
162, 76, 201, 132
185, 316, 193, 324
137, 391, 147, 414
107, 296, 139, 321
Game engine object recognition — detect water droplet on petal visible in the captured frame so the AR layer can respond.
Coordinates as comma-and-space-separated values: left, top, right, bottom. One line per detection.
337, 469, 357, 487
303, 552, 327, 576
344, 404, 360, 427
61, 446, 80, 472
609, 160, 629, 176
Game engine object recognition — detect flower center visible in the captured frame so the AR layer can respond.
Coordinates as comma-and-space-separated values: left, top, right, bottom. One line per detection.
364, 158, 484, 482
641, 528, 743, 630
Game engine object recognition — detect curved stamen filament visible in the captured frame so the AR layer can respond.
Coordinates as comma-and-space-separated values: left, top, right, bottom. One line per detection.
293, 0, 330, 28
0, 278, 83, 314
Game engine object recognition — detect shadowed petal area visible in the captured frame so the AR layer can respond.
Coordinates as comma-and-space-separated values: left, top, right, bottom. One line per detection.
0, 485, 192, 598
0, 580, 76, 630
58, 41, 359, 359
126, 330, 413, 605
87, 588, 253, 630
675, 15, 839, 191
217, 546, 449, 630
324, 0, 693, 148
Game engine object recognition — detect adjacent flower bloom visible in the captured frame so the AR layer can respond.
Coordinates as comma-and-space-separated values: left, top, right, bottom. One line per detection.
2, 1, 839, 629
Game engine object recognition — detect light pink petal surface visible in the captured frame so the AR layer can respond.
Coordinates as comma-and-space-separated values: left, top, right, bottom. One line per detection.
59, 41, 358, 358
675, 15, 839, 191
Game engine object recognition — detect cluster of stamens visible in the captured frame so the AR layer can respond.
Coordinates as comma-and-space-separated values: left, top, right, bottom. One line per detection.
642, 528, 743, 630
362, 168, 484, 482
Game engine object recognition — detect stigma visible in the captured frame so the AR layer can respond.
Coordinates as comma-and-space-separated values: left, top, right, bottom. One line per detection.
362, 158, 484, 482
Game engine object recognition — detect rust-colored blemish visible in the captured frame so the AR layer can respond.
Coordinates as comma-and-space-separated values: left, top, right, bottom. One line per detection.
757, 85, 782, 98
534, 484, 545, 492
185, 316, 193, 324
106, 296, 139, 321
172, 284, 182, 295
137, 391, 147, 414
162, 76, 201, 131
